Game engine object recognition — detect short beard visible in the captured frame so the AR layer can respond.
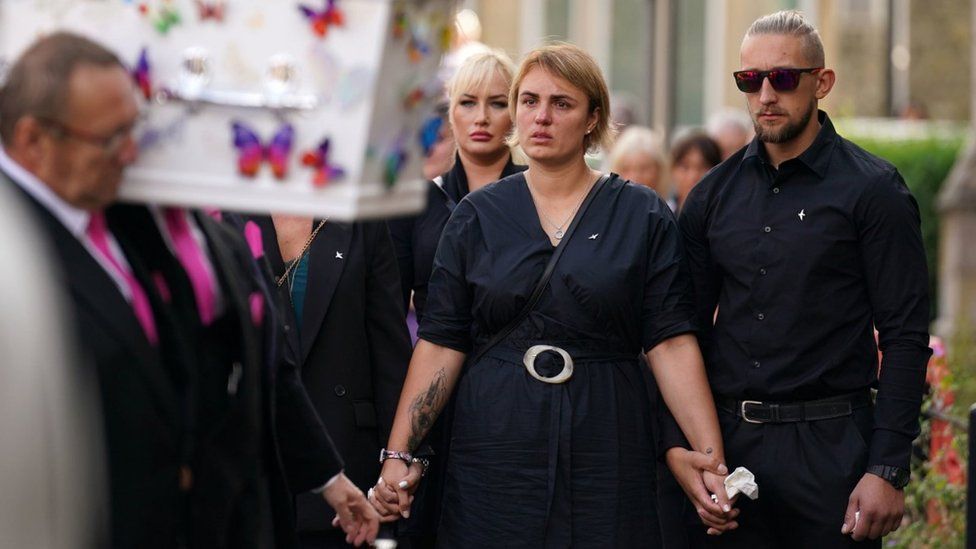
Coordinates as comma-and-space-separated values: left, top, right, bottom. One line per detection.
754, 101, 815, 144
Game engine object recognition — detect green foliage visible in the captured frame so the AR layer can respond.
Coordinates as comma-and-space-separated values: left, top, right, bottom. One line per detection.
851, 135, 966, 321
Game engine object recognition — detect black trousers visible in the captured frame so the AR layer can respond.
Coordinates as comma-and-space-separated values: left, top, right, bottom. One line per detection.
704, 405, 881, 549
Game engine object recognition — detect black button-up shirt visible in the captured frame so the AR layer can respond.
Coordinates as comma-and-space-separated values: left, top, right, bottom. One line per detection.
679, 111, 931, 470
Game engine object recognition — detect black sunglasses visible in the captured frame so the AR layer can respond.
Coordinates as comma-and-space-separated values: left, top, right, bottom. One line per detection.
732, 67, 822, 93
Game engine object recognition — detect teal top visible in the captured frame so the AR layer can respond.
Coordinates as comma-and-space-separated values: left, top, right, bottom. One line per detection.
288, 254, 310, 334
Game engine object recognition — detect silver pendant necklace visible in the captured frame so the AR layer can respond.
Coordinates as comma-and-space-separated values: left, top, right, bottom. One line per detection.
529, 177, 592, 240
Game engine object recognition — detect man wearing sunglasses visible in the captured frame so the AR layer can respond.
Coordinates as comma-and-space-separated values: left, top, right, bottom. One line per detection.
673, 10, 931, 548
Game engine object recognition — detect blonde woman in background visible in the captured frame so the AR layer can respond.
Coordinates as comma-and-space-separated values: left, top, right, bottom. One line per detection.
386, 49, 525, 548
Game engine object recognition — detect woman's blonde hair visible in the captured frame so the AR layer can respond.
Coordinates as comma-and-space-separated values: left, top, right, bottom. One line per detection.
447, 49, 517, 114
508, 42, 615, 154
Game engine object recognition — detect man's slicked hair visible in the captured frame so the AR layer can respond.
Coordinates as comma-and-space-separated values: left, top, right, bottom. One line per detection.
745, 10, 825, 67
0, 32, 124, 144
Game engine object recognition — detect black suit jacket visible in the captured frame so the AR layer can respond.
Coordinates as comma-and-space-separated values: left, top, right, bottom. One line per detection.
221, 212, 345, 548
247, 216, 412, 532
4, 173, 192, 548
105, 205, 271, 548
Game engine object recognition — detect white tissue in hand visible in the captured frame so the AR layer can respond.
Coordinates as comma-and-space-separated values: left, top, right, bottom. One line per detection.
724, 467, 758, 500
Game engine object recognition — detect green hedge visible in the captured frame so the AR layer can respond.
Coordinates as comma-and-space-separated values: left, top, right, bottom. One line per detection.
847, 135, 966, 320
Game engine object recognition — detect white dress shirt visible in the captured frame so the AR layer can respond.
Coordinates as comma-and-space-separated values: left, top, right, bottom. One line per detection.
0, 147, 133, 301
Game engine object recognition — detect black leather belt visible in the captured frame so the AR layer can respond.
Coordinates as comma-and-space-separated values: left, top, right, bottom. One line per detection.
716, 391, 872, 424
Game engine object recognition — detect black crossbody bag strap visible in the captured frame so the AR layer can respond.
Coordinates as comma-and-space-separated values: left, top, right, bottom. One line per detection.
470, 174, 610, 365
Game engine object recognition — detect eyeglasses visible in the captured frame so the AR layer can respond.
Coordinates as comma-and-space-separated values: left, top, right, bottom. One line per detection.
732, 67, 822, 93
37, 116, 141, 155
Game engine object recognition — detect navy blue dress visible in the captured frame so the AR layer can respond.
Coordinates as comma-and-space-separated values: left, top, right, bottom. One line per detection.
418, 173, 696, 548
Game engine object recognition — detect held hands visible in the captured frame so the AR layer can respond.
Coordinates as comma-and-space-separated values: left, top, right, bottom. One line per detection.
369, 458, 425, 522
841, 473, 905, 540
322, 472, 381, 547
665, 447, 740, 535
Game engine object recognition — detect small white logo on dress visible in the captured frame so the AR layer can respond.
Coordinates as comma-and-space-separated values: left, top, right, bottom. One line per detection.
798, 209, 806, 221
588, 234, 599, 240
335, 251, 344, 259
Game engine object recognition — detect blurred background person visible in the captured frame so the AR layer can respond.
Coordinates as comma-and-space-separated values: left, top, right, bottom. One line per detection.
0, 180, 106, 549
387, 48, 524, 549
706, 107, 754, 160
670, 131, 722, 211
606, 125, 669, 202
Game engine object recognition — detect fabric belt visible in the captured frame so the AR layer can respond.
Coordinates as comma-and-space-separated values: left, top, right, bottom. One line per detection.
716, 390, 872, 424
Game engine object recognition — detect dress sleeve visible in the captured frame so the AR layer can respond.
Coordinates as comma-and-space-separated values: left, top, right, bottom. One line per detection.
641, 198, 697, 352
416, 200, 478, 353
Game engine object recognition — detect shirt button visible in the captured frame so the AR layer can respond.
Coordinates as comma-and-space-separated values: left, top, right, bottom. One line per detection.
763, 226, 772, 233
760, 268, 767, 275
772, 187, 780, 194
753, 360, 761, 368
334, 385, 347, 397
757, 313, 765, 321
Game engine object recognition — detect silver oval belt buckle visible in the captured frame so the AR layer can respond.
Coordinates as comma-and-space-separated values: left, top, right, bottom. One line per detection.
522, 345, 574, 384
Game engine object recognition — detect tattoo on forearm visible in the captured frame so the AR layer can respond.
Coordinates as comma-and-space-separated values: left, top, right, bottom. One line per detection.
407, 368, 448, 451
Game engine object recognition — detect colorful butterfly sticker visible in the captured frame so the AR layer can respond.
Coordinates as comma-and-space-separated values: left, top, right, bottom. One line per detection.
301, 137, 345, 188
231, 122, 295, 180
418, 115, 443, 157
132, 48, 152, 101
195, 0, 225, 22
392, 9, 408, 40
139, 1, 182, 35
402, 79, 442, 111
407, 28, 431, 63
298, 0, 345, 38
384, 138, 408, 188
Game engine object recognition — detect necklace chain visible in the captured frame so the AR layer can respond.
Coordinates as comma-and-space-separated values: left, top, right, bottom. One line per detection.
528, 178, 593, 240
277, 219, 328, 288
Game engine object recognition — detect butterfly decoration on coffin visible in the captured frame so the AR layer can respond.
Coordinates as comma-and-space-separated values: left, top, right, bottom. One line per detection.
301, 138, 345, 188
138, 1, 182, 35
391, 9, 430, 62
132, 48, 152, 101
231, 122, 295, 180
298, 0, 345, 38
383, 137, 408, 189
418, 115, 443, 157
195, 0, 225, 22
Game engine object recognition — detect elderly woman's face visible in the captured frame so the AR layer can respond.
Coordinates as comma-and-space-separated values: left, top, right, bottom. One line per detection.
515, 67, 597, 166
616, 152, 662, 193
451, 71, 512, 160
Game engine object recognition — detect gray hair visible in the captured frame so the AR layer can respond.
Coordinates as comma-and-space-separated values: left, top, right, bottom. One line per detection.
0, 32, 123, 144
745, 10, 825, 67
606, 125, 665, 173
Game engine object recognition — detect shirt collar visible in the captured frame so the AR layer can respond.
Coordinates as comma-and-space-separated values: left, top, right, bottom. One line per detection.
742, 110, 837, 179
0, 147, 90, 237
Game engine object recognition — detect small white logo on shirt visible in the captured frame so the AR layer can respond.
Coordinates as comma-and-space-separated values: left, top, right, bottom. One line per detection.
588, 234, 599, 240
335, 251, 344, 259
798, 209, 806, 221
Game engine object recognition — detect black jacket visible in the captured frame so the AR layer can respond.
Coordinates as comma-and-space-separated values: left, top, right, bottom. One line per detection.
246, 216, 412, 532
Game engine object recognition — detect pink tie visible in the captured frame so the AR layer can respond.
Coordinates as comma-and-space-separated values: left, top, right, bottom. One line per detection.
163, 208, 217, 326
86, 211, 159, 345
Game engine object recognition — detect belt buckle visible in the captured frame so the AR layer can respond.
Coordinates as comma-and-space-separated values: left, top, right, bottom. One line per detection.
740, 400, 764, 424
523, 345, 574, 384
